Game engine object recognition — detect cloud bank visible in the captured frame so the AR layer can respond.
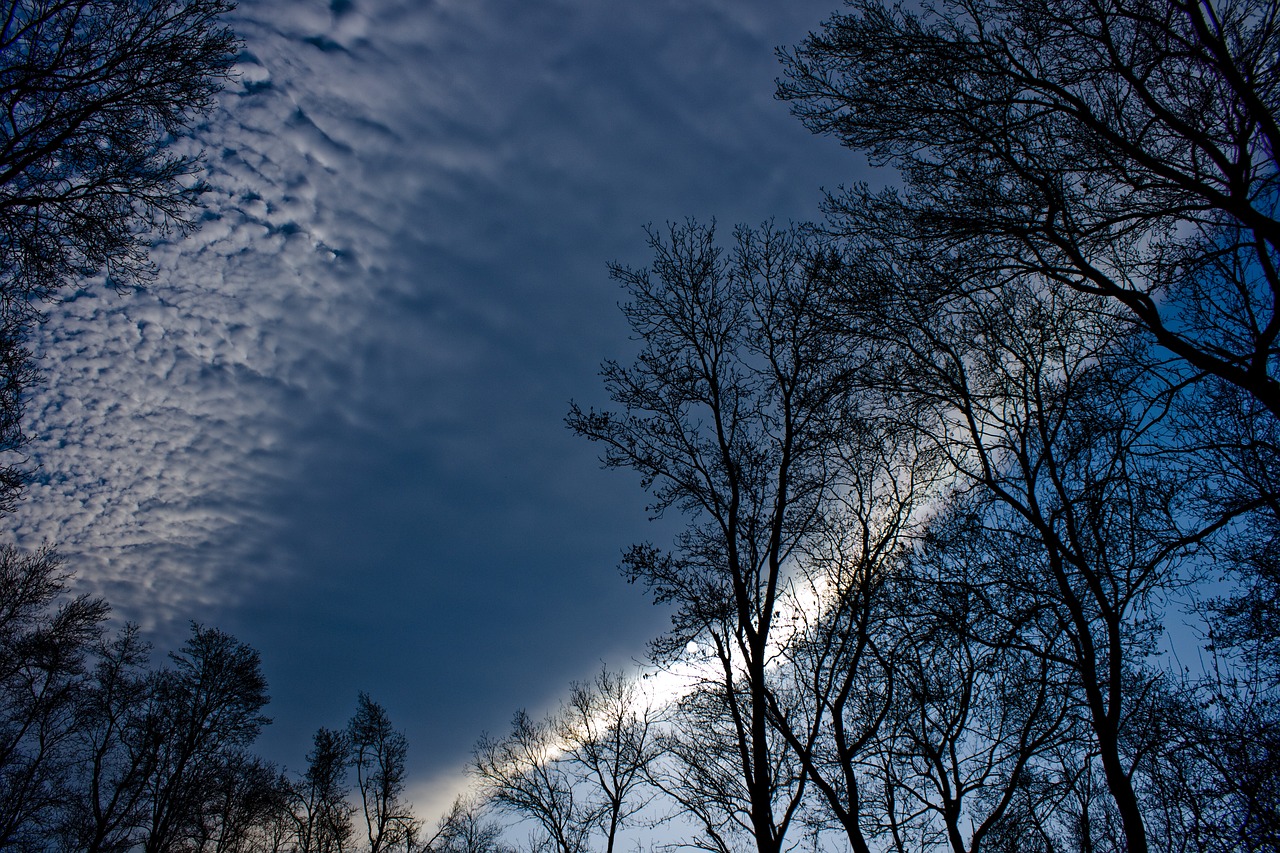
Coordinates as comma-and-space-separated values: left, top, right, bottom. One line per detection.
9, 0, 860, 795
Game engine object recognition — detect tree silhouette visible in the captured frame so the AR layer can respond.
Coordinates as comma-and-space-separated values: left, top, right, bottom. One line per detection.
0, 546, 106, 850
293, 727, 354, 853
139, 624, 271, 853
349, 693, 418, 853
569, 221, 858, 853
780, 0, 1280, 418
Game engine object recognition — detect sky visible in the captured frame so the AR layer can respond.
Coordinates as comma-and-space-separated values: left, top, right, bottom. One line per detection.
10, 0, 869, 818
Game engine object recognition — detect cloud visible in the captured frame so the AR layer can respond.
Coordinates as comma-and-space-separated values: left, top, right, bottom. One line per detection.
11, 0, 430, 623
6, 0, 859, 805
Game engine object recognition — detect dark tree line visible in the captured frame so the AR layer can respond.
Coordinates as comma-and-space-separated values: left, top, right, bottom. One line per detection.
0, 545, 269, 851
463, 1, 1280, 852
0, 543, 442, 853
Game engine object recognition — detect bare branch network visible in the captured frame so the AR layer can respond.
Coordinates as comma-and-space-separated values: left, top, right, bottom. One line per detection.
1, 1, 1278, 852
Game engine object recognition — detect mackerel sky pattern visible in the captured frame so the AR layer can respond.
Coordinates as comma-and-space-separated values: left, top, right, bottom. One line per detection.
10, 0, 863, 812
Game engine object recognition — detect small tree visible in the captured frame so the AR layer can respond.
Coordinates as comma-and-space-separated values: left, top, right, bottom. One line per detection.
475, 668, 657, 853
0, 558, 288, 852
349, 693, 418, 853
569, 221, 856, 853
0, 545, 107, 849
428, 796, 512, 853
59, 624, 154, 853
293, 727, 354, 853
557, 667, 658, 853
473, 709, 591, 853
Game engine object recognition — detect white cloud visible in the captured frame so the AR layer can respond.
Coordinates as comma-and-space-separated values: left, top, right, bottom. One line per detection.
11, 0, 432, 626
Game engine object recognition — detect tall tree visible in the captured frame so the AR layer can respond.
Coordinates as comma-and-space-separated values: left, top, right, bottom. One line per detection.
139, 624, 271, 853
569, 221, 857, 853
760, 402, 943, 853
836, 238, 1212, 851
779, 1, 1280, 845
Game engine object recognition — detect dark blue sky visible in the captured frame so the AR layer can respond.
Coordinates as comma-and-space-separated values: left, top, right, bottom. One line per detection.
13, 0, 870, 815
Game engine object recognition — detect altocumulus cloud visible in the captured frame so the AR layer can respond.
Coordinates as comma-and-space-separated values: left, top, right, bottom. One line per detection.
13, 0, 515, 622
13, 1, 392, 620
9, 0, 858, 801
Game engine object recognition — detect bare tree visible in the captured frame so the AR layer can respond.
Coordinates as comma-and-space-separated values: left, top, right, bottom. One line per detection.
557, 667, 658, 853
780, 0, 1280, 419
760, 404, 943, 853
475, 666, 659, 853
0, 556, 291, 853
473, 708, 593, 853
778, 2, 1280, 846
231, 768, 295, 853
58, 623, 154, 853
292, 727, 355, 853
0, 0, 238, 302
651, 663, 808, 853
139, 624, 271, 853
0, 316, 34, 511
569, 220, 856, 853
349, 693, 419, 853
833, 235, 1217, 851
188, 751, 284, 853
427, 796, 512, 853
0, 546, 106, 850
871, 498, 1076, 853
1170, 375, 1280, 851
